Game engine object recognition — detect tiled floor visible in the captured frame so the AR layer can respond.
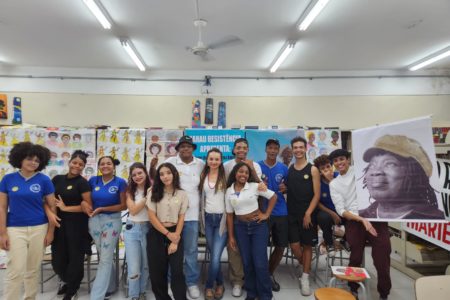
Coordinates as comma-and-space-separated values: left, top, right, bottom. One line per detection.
0, 247, 416, 300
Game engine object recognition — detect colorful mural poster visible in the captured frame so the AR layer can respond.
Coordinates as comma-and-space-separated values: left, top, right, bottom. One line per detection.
245, 129, 305, 166
304, 129, 342, 163
0, 127, 96, 180
185, 129, 244, 162
145, 129, 184, 170
0, 94, 7, 119
44, 128, 96, 179
353, 116, 445, 222
97, 128, 146, 180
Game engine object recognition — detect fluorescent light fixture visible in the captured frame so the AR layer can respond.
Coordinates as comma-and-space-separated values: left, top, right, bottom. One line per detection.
83, 0, 112, 29
270, 41, 296, 73
408, 46, 450, 71
120, 38, 146, 71
298, 0, 330, 31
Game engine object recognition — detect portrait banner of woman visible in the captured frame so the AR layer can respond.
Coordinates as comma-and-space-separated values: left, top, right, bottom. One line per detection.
352, 116, 446, 222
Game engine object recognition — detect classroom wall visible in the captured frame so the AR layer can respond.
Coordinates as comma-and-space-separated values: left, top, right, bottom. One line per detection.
2, 92, 450, 129
1, 68, 450, 129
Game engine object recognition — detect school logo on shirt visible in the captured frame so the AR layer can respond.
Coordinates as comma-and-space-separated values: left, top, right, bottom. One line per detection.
322, 193, 327, 198
108, 186, 119, 194
304, 174, 309, 180
95, 186, 100, 191
12, 186, 19, 192
30, 184, 41, 193
275, 174, 283, 183
67, 185, 73, 190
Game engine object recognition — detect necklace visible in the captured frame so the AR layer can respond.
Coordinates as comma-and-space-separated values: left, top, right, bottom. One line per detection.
207, 174, 216, 189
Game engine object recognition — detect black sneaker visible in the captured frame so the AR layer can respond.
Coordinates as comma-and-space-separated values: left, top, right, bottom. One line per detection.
270, 275, 280, 292
57, 284, 67, 298
63, 292, 78, 300
104, 291, 113, 299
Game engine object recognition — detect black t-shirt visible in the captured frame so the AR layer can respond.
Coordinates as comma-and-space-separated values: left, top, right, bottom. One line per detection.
52, 174, 91, 220
286, 163, 314, 217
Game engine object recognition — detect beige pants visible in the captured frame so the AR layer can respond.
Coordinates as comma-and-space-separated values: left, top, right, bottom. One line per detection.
4, 224, 48, 300
227, 245, 244, 286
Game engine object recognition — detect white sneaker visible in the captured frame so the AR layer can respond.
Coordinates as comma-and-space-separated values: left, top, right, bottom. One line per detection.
187, 285, 201, 299
232, 284, 242, 297
300, 275, 311, 296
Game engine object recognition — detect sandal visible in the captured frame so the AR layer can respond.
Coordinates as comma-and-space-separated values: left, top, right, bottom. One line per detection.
214, 285, 225, 300
205, 288, 214, 300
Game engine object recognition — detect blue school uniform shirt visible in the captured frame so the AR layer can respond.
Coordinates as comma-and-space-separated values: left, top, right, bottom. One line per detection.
89, 176, 127, 214
0, 172, 54, 227
320, 172, 339, 212
258, 160, 288, 216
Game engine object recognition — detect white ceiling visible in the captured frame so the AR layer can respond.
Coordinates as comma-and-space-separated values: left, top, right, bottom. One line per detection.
1, 0, 450, 72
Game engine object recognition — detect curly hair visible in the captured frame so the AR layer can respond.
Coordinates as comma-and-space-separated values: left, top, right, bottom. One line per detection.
127, 162, 151, 200
226, 162, 258, 188
313, 154, 331, 169
362, 150, 438, 207
8, 142, 51, 172
151, 163, 181, 203
199, 148, 227, 194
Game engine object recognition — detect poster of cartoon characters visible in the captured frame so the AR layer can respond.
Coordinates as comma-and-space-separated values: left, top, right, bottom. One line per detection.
97, 128, 146, 180
0, 127, 96, 180
44, 128, 96, 179
305, 129, 342, 163
145, 129, 183, 171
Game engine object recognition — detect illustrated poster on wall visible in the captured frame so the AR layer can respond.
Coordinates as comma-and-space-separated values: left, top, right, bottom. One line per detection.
44, 128, 97, 179
97, 128, 146, 180
352, 116, 445, 222
304, 129, 341, 163
146, 129, 183, 170
0, 94, 7, 119
0, 128, 96, 180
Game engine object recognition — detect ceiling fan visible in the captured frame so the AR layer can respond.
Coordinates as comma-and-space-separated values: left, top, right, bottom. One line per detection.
186, 0, 242, 60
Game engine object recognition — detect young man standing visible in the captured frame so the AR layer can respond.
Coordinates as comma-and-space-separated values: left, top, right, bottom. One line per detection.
165, 136, 205, 299
313, 154, 342, 255
284, 136, 320, 296
328, 149, 391, 300
258, 139, 289, 292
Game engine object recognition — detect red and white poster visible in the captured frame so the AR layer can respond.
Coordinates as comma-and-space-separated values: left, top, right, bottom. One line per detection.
403, 158, 450, 251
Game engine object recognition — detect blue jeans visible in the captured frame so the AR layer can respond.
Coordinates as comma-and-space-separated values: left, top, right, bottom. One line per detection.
124, 220, 150, 298
88, 213, 122, 300
204, 213, 227, 289
234, 219, 272, 300
182, 221, 200, 287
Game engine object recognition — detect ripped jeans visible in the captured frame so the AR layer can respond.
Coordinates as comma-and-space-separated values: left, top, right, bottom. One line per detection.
124, 220, 150, 298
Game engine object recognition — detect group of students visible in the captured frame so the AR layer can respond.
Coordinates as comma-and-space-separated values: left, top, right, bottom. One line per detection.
0, 135, 392, 300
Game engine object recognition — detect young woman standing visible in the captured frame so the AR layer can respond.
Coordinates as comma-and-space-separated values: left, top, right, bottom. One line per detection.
225, 162, 277, 300
124, 162, 151, 300
51, 150, 92, 300
199, 148, 227, 300
146, 162, 188, 300
0, 142, 58, 300
83, 156, 127, 300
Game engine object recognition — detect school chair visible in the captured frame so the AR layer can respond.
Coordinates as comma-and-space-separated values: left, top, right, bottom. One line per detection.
415, 275, 450, 300
314, 287, 356, 300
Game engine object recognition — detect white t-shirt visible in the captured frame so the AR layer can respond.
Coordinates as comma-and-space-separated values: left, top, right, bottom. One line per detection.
329, 166, 359, 217
128, 189, 149, 222
224, 159, 262, 180
165, 155, 205, 221
225, 182, 275, 215
203, 180, 226, 214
